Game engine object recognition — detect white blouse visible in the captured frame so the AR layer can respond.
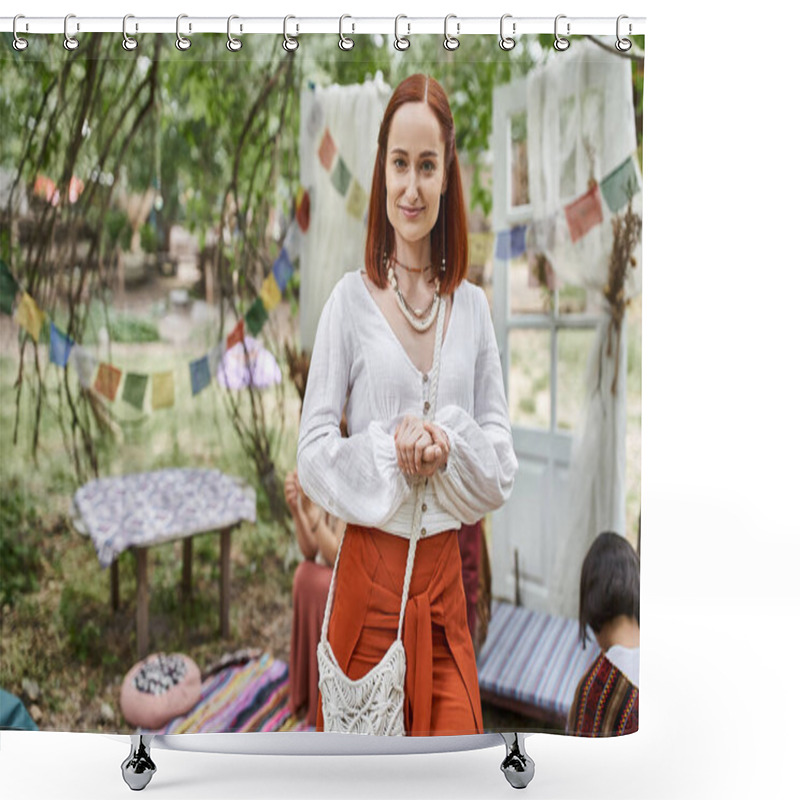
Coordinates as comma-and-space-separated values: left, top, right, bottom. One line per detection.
297, 269, 518, 538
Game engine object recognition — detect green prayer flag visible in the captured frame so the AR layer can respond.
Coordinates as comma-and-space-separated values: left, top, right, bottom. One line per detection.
600, 156, 641, 214
0, 259, 20, 316
245, 296, 269, 335
122, 372, 148, 410
331, 156, 352, 197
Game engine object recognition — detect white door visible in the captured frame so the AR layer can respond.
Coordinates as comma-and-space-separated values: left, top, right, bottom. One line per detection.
489, 78, 600, 613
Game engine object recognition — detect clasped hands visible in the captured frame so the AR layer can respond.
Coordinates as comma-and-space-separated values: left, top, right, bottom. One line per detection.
394, 415, 449, 478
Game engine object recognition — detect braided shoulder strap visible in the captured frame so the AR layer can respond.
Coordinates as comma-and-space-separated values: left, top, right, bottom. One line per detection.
321, 297, 447, 645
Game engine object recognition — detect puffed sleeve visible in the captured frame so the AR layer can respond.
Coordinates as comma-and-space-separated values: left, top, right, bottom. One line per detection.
429, 290, 518, 523
296, 278, 411, 526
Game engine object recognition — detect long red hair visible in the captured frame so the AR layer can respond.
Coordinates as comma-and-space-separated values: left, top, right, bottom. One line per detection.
364, 74, 468, 295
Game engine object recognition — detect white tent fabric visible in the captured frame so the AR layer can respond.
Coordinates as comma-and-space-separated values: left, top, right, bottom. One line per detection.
525, 40, 642, 617
298, 77, 391, 352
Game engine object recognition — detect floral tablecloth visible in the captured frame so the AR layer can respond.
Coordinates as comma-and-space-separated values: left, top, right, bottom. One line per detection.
72, 468, 257, 568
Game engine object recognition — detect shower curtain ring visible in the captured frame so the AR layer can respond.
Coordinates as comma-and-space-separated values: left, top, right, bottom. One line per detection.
339, 15, 354, 50
227, 16, 243, 51
122, 15, 138, 51
394, 15, 410, 51
64, 14, 79, 51
443, 14, 460, 51
12, 15, 29, 51
499, 14, 516, 51
283, 16, 298, 51
615, 15, 632, 52
176, 14, 191, 51
553, 14, 570, 51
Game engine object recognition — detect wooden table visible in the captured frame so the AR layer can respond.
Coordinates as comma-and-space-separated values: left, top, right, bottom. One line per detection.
72, 468, 256, 659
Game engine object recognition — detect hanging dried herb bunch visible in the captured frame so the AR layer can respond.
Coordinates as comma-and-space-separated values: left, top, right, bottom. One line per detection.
603, 199, 642, 394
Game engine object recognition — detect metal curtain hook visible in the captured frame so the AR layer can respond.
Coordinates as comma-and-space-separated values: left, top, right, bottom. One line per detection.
122, 15, 138, 51
176, 14, 191, 51
394, 15, 410, 51
499, 14, 515, 51
616, 15, 632, 52
64, 13, 79, 51
443, 14, 460, 51
339, 15, 354, 50
227, 15, 243, 51
12, 15, 29, 51
554, 14, 570, 51
283, 16, 298, 52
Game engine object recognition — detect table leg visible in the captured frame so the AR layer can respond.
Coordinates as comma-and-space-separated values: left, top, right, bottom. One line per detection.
182, 538, 193, 605
136, 548, 149, 660
111, 559, 120, 611
220, 527, 232, 639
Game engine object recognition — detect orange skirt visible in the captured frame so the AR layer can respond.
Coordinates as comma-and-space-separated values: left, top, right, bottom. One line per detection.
317, 524, 483, 736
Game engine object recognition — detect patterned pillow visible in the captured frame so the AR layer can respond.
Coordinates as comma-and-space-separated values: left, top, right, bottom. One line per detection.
120, 653, 201, 729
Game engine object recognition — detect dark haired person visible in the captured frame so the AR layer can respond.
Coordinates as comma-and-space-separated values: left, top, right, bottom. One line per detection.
567, 532, 640, 736
297, 74, 517, 735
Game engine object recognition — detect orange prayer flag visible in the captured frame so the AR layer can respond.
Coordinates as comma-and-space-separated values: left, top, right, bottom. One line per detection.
226, 319, 245, 351
94, 362, 123, 401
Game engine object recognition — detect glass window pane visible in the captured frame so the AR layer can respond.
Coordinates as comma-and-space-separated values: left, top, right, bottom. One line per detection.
509, 112, 529, 208
509, 254, 552, 315
556, 328, 595, 431
508, 328, 550, 429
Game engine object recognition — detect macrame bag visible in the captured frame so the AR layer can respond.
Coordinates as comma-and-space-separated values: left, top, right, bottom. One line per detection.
317, 297, 446, 736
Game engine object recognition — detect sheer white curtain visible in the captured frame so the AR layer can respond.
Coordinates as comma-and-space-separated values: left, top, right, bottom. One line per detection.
298, 77, 390, 351
526, 40, 643, 616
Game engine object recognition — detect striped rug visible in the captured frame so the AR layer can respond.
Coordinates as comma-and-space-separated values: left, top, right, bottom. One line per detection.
148, 652, 311, 734
477, 601, 601, 724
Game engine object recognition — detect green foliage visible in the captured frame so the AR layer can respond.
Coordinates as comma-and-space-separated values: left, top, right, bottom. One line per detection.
58, 584, 105, 662
103, 209, 133, 252
0, 481, 42, 607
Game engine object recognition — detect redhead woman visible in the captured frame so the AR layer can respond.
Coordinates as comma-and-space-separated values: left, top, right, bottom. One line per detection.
297, 74, 517, 736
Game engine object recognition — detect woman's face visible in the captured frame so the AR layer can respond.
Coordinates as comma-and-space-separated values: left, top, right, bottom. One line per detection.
385, 102, 447, 254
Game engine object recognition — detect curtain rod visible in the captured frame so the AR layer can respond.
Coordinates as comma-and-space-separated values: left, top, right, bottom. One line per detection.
1, 16, 646, 37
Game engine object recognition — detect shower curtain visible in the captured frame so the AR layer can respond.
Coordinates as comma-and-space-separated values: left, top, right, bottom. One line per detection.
0, 24, 643, 743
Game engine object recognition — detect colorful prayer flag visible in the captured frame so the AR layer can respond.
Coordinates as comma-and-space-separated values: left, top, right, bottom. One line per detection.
0, 259, 20, 316
189, 355, 211, 396
122, 372, 148, 410
494, 226, 527, 260
345, 179, 368, 220
331, 156, 352, 197
207, 342, 225, 377
468, 232, 494, 267
94, 362, 122, 401
70, 345, 97, 388
296, 188, 311, 232
600, 156, 641, 214
245, 296, 269, 336
49, 322, 74, 367
318, 128, 337, 171
259, 273, 281, 312
226, 319, 245, 351
14, 292, 46, 342
565, 185, 604, 243
151, 371, 175, 410
272, 249, 294, 293
284, 218, 302, 262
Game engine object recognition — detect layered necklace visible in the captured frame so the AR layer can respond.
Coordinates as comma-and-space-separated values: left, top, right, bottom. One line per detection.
387, 262, 441, 333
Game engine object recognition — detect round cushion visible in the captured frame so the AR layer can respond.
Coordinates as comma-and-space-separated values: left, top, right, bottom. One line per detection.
120, 653, 201, 729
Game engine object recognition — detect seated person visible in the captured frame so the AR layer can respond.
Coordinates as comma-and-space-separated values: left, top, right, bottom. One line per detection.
285, 468, 345, 728
567, 531, 640, 737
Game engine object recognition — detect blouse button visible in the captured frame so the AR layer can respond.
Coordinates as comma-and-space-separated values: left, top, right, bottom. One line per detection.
421, 527, 427, 537
422, 374, 429, 383
423, 401, 430, 413
421, 503, 428, 513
